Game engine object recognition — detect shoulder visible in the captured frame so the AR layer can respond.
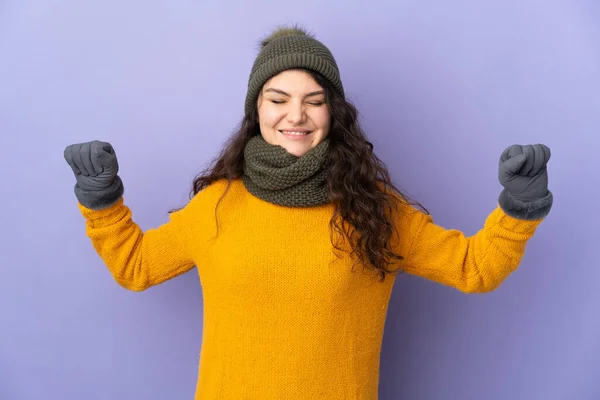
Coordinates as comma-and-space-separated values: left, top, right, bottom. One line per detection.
169, 179, 244, 229
387, 190, 432, 236
195, 178, 234, 199
184, 178, 246, 211
381, 185, 427, 218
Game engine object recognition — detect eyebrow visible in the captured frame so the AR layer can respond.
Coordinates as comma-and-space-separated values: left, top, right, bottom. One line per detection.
264, 88, 325, 98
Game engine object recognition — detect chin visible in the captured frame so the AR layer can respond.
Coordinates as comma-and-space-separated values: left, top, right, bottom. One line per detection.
282, 145, 309, 157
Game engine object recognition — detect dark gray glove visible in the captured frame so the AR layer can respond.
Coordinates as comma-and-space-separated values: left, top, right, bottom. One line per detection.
64, 140, 124, 210
498, 144, 553, 220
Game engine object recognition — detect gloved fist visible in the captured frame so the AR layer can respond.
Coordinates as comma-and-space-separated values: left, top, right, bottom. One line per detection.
498, 144, 550, 201
64, 140, 124, 210
497, 143, 553, 220
64, 140, 119, 190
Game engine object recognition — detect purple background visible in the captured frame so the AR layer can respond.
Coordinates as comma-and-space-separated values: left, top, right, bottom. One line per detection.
1, 1, 599, 399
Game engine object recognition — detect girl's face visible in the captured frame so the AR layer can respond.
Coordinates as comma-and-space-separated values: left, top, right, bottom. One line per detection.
256, 69, 331, 157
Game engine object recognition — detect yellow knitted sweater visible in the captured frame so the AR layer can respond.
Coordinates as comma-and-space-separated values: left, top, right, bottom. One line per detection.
77, 178, 544, 399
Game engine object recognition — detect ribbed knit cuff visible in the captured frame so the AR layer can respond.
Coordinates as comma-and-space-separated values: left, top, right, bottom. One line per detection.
74, 176, 124, 211
498, 189, 553, 221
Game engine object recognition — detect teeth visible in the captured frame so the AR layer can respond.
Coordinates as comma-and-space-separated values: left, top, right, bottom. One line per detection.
281, 131, 310, 136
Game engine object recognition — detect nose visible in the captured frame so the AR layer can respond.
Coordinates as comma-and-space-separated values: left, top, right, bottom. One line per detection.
286, 101, 306, 125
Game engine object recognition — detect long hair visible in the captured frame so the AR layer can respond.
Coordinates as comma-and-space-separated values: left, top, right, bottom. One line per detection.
173, 68, 428, 282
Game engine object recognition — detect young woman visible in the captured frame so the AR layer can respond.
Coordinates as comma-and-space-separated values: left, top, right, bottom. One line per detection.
63, 26, 552, 400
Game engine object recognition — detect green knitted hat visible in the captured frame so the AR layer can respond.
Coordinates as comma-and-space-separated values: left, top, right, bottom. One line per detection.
244, 25, 345, 116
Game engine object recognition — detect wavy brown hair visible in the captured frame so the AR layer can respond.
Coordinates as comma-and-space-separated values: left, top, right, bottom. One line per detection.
174, 68, 428, 282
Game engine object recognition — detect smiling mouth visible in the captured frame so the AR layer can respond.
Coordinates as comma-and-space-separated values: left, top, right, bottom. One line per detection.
279, 130, 313, 136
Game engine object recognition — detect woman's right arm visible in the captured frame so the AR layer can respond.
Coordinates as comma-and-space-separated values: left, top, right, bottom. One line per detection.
77, 197, 197, 291
64, 140, 199, 291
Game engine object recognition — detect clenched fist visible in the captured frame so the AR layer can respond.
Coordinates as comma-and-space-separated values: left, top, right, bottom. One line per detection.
64, 140, 124, 210
498, 143, 553, 220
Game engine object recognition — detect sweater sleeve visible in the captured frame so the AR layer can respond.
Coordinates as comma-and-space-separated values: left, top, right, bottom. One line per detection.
77, 196, 198, 292
398, 204, 545, 293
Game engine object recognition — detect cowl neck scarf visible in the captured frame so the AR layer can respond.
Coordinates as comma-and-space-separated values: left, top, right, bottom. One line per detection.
242, 134, 330, 207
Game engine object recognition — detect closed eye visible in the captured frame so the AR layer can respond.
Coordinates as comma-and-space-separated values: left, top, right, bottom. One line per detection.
269, 100, 325, 106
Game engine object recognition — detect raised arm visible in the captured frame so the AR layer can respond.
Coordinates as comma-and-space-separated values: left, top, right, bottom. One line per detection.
397, 143, 553, 293
399, 205, 544, 293
64, 140, 197, 291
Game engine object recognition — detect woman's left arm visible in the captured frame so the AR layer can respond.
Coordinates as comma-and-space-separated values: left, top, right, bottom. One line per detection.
397, 143, 553, 293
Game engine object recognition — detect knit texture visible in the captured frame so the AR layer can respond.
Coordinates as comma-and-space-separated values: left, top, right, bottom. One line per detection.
77, 179, 545, 399
242, 134, 330, 207
245, 26, 344, 116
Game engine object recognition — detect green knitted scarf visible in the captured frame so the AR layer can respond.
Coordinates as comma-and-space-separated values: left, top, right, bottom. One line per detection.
242, 134, 330, 207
